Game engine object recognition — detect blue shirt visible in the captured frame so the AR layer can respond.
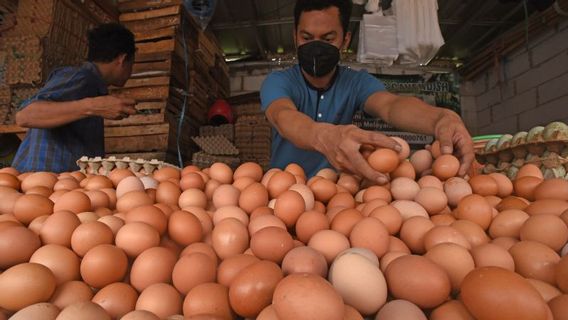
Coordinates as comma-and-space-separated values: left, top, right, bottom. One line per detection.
260, 65, 386, 177
12, 62, 107, 173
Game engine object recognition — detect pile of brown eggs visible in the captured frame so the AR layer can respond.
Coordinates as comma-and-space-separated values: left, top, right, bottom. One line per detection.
0, 140, 568, 320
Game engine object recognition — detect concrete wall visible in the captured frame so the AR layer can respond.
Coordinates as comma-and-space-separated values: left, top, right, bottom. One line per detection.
462, 19, 568, 136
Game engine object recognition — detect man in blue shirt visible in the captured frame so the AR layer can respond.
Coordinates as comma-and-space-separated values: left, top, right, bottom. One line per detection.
261, 0, 474, 184
12, 23, 137, 173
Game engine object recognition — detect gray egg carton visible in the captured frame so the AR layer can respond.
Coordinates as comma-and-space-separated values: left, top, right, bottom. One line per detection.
76, 156, 178, 176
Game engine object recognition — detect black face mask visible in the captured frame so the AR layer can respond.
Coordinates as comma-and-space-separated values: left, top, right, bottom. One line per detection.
297, 41, 340, 78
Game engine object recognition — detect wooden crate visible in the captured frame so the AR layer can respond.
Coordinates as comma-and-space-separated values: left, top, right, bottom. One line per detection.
104, 123, 169, 153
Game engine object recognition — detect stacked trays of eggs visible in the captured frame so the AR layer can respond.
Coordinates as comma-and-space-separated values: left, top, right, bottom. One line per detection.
0, 138, 567, 320
476, 121, 568, 180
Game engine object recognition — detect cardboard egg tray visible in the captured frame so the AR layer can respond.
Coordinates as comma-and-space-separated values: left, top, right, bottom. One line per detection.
76, 156, 177, 176
476, 122, 568, 180
199, 124, 234, 142
191, 151, 241, 170
192, 135, 239, 156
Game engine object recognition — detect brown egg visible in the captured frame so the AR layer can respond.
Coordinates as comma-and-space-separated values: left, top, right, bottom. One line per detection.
556, 255, 568, 293
179, 172, 205, 191
489, 173, 514, 198
424, 243, 475, 292
70, 221, 114, 257
454, 194, 493, 230
469, 175, 499, 196
451, 220, 490, 248
121, 310, 159, 320
429, 300, 475, 320
250, 226, 294, 263
431, 213, 456, 226
116, 191, 153, 213
410, 150, 434, 175
84, 176, 113, 191
235, 182, 268, 214
390, 177, 420, 201
533, 178, 568, 201
399, 216, 435, 254
172, 253, 216, 294
492, 236, 520, 250
125, 204, 167, 235
216, 254, 259, 287
30, 244, 80, 285
414, 187, 448, 215
496, 196, 530, 211
212, 184, 240, 209
387, 236, 411, 254
329, 250, 387, 315
526, 278, 562, 302
432, 155, 460, 180
336, 174, 360, 196
28, 215, 50, 235
525, 199, 568, 216
97, 214, 124, 235
375, 299, 427, 320
390, 160, 416, 180
136, 283, 182, 319
514, 176, 543, 201
329, 208, 363, 237
0, 187, 22, 215
130, 247, 177, 292
153, 167, 181, 182
520, 214, 568, 251
489, 209, 529, 239
53, 191, 92, 214
310, 178, 338, 203
54, 178, 79, 192
264, 171, 294, 199
213, 206, 249, 226
229, 260, 283, 318
350, 217, 390, 258
56, 301, 110, 320
316, 168, 338, 181
368, 148, 400, 173
443, 177, 473, 207
8, 302, 60, 320
548, 294, 568, 320
0, 172, 20, 190
327, 192, 356, 209
84, 190, 110, 211
234, 162, 264, 182
178, 188, 207, 209
115, 222, 160, 257
295, 210, 330, 243
182, 283, 234, 319
517, 163, 544, 179
461, 267, 548, 320
369, 205, 402, 235
423, 225, 471, 251
80, 244, 128, 289
385, 255, 451, 308
308, 229, 350, 264
21, 172, 57, 192
0, 225, 41, 269
0, 263, 56, 311
379, 252, 409, 273
418, 175, 443, 190
40, 211, 81, 248
208, 163, 233, 184
281, 246, 328, 277
100, 188, 117, 210
92, 282, 138, 319
211, 218, 249, 259
273, 273, 344, 320
184, 207, 213, 235
50, 281, 93, 310
154, 181, 181, 206
248, 215, 285, 236
272, 190, 305, 228
108, 168, 135, 187
26, 186, 53, 197
166, 210, 203, 246
510, 241, 561, 285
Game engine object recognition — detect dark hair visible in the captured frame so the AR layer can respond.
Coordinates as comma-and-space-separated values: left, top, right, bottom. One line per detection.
87, 23, 135, 63
294, 0, 353, 35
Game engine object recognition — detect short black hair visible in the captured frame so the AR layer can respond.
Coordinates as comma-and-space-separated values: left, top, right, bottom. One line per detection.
87, 23, 135, 63
294, 0, 353, 35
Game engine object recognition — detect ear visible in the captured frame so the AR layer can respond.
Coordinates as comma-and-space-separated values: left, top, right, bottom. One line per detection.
116, 53, 128, 66
342, 31, 352, 51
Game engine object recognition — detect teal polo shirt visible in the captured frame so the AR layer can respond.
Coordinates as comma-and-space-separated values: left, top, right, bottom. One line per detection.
260, 64, 386, 177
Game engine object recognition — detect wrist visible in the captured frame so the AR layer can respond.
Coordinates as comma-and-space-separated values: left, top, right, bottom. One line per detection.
312, 122, 334, 153
81, 97, 97, 116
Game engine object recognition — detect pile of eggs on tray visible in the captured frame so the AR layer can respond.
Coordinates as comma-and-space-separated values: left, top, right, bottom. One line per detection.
0, 139, 567, 320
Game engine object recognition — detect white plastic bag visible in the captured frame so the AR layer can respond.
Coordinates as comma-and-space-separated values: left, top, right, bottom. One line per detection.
357, 12, 399, 65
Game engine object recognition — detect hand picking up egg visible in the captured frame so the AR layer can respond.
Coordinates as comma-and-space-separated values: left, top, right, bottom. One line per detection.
0, 139, 567, 320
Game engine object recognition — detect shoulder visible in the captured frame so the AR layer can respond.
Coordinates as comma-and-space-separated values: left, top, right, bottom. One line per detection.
263, 65, 302, 86
338, 66, 385, 89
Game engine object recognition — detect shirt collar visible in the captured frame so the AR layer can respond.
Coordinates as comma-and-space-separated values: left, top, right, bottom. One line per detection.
83, 62, 108, 95
299, 64, 340, 94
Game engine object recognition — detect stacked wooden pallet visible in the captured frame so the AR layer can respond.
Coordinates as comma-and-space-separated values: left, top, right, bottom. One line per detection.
110, 0, 230, 164
0, 0, 117, 130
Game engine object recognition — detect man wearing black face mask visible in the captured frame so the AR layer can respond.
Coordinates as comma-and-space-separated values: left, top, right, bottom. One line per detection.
260, 0, 474, 184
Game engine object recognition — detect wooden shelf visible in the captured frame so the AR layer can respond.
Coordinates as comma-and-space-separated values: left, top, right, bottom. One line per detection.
0, 125, 27, 134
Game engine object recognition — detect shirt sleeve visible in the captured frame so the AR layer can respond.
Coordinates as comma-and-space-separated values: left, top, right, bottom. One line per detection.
355, 70, 386, 111
260, 71, 294, 112
18, 69, 96, 110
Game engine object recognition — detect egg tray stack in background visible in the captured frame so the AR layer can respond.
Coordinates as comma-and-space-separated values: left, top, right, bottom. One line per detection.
191, 124, 241, 169
75, 156, 178, 176
475, 121, 568, 180
233, 104, 272, 171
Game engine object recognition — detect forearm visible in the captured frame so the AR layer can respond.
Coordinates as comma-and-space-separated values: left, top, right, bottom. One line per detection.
267, 103, 324, 151
366, 93, 460, 135
15, 98, 92, 129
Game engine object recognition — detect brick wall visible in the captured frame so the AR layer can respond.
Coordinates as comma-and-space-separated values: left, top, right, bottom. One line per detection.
462, 19, 568, 136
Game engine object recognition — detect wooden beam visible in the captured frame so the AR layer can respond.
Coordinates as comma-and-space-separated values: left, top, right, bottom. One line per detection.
117, 86, 170, 101
136, 39, 175, 54
124, 76, 170, 88
118, 0, 183, 13
124, 15, 181, 33
104, 123, 169, 137
120, 5, 180, 22
134, 26, 177, 42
